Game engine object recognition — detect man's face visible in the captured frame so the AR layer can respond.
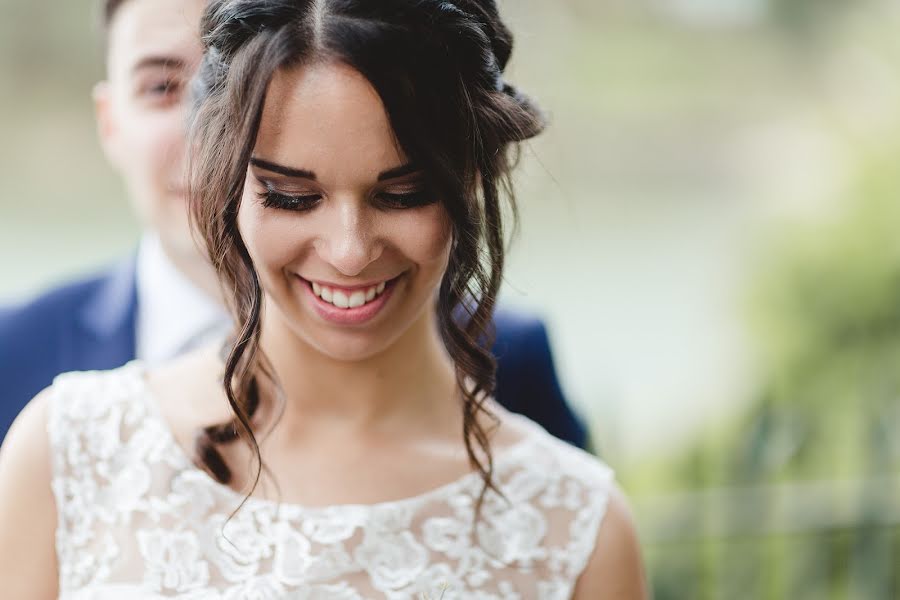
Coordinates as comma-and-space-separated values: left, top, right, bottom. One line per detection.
95, 0, 205, 257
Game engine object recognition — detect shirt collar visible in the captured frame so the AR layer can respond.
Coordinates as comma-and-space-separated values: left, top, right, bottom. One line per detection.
135, 234, 231, 365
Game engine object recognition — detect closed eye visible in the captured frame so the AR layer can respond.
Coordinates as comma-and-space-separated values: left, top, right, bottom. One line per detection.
258, 187, 322, 212
375, 190, 437, 210
254, 177, 436, 212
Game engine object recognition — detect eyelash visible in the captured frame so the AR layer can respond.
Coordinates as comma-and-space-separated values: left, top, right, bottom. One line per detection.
259, 189, 321, 212
376, 190, 436, 209
257, 185, 436, 212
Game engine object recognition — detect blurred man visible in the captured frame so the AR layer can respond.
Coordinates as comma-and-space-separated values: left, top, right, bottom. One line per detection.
0, 0, 587, 449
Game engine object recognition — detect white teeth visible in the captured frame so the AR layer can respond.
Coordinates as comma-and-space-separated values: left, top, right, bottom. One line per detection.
332, 290, 350, 308
311, 279, 391, 309
348, 291, 366, 308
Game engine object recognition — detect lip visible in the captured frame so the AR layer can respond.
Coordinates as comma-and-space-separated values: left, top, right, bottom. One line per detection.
299, 274, 401, 325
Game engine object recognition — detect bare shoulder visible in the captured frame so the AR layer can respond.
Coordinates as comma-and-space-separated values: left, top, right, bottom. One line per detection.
572, 483, 648, 600
0, 388, 55, 502
0, 388, 59, 598
487, 402, 544, 449
145, 346, 231, 447
0, 388, 51, 486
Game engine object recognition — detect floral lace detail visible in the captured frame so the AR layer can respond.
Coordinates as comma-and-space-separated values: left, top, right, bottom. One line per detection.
47, 364, 614, 599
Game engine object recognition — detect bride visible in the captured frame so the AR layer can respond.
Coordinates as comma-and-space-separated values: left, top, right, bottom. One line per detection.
0, 0, 645, 597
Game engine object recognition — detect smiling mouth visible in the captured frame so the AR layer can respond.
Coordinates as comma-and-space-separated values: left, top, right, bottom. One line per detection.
301, 275, 402, 310
296, 274, 402, 326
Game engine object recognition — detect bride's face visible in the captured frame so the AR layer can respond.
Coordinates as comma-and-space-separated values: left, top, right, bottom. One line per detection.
237, 61, 453, 361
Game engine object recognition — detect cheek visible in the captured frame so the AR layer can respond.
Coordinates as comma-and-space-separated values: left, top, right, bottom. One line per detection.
393, 206, 453, 273
237, 196, 308, 278
146, 120, 184, 173
117, 107, 185, 178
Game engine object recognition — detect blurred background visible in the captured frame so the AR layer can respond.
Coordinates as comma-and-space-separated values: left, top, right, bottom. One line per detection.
2, 0, 899, 597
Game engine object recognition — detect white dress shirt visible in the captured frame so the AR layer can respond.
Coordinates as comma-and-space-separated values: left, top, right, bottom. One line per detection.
134, 234, 231, 366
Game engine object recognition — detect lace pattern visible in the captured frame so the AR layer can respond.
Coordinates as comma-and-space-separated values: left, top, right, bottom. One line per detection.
47, 364, 614, 599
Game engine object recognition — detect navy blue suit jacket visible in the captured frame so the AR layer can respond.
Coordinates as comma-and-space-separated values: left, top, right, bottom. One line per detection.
0, 259, 587, 448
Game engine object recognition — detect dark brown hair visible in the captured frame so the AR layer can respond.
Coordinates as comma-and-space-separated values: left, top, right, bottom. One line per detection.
188, 0, 545, 511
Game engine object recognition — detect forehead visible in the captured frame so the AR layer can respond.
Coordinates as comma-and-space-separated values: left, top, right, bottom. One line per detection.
256, 62, 407, 183
106, 0, 205, 76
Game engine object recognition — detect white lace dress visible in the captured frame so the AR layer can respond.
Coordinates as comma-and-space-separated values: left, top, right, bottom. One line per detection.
47, 363, 614, 600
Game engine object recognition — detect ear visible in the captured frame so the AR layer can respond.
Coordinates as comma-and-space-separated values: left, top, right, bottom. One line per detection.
93, 81, 120, 167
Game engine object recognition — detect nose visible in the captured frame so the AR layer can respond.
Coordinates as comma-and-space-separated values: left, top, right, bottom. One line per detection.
317, 201, 383, 277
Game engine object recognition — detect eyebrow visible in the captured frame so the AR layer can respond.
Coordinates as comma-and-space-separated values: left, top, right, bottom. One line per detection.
377, 163, 420, 181
131, 56, 186, 75
250, 157, 421, 182
250, 158, 317, 180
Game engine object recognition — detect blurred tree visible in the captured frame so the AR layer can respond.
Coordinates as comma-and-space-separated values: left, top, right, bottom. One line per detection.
768, 0, 863, 33
637, 145, 900, 598
742, 147, 900, 484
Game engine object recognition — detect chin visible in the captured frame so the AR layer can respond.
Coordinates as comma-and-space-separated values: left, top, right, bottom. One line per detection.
300, 327, 399, 363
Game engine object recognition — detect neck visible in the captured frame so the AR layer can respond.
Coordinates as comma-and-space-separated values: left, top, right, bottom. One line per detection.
157, 234, 226, 307
256, 306, 459, 443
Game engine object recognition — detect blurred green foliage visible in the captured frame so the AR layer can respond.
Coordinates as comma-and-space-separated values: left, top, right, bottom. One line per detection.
634, 145, 900, 597
705, 148, 900, 486
769, 0, 856, 30
748, 153, 900, 481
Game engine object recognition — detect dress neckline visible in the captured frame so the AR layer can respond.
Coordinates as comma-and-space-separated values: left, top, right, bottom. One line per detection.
122, 360, 540, 515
